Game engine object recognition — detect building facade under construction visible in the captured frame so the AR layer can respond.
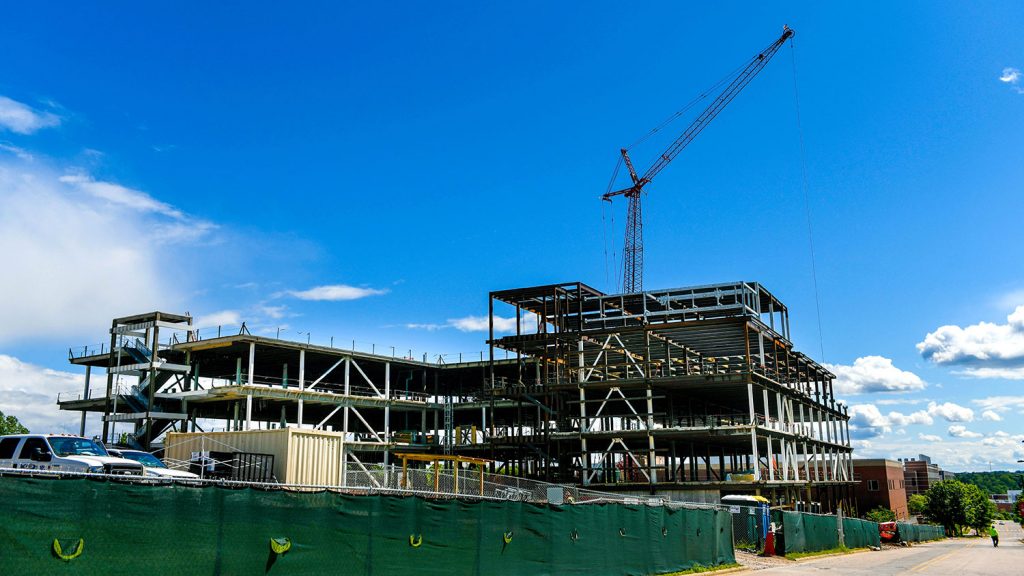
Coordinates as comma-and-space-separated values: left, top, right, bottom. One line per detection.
60, 280, 855, 510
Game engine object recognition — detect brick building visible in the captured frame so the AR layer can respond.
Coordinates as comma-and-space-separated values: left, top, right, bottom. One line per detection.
853, 458, 909, 519
901, 454, 947, 496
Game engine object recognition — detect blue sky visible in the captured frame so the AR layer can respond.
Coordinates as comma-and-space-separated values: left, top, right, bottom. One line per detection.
1, 2, 1022, 471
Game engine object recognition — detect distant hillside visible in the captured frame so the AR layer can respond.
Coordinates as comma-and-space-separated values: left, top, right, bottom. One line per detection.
954, 471, 1024, 495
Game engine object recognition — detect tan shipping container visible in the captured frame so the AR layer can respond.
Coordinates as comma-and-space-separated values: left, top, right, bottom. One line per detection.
165, 428, 347, 486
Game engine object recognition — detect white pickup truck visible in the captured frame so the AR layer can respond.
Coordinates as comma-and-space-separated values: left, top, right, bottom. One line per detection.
0, 434, 144, 476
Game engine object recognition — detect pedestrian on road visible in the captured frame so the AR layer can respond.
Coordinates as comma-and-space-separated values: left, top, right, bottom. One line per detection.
989, 525, 998, 547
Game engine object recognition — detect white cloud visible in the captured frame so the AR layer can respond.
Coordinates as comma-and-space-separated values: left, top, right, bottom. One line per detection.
404, 322, 446, 331
0, 159, 190, 343
59, 173, 185, 219
193, 310, 241, 330
407, 313, 538, 334
0, 95, 60, 134
848, 403, 933, 437
875, 398, 925, 406
972, 395, 1024, 415
917, 306, 1024, 379
826, 356, 926, 395
285, 285, 387, 301
1000, 67, 1024, 93
948, 425, 983, 439
927, 401, 974, 422
0, 354, 92, 435
981, 410, 1002, 422
258, 305, 288, 320
854, 432, 1024, 471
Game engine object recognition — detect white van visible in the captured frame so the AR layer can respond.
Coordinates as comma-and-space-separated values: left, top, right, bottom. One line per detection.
0, 434, 144, 476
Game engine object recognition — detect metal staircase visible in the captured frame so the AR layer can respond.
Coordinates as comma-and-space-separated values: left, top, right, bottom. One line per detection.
104, 314, 192, 449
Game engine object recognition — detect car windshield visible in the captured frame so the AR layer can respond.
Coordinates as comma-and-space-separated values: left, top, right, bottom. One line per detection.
48, 437, 109, 457
120, 451, 166, 468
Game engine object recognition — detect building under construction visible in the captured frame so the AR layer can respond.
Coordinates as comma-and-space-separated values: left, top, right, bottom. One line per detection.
60, 280, 855, 510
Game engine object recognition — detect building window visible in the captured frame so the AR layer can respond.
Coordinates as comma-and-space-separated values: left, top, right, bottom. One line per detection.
868, 479, 879, 491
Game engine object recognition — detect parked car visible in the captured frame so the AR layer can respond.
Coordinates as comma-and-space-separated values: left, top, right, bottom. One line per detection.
0, 434, 143, 476
107, 448, 199, 479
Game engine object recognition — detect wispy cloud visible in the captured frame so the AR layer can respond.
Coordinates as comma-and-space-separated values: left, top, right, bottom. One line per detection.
59, 173, 185, 219
406, 313, 537, 334
1000, 67, 1023, 93
0, 142, 33, 160
826, 356, 926, 395
284, 284, 387, 301
972, 395, 1024, 415
918, 433, 943, 443
0, 95, 61, 134
917, 306, 1024, 379
0, 160, 185, 342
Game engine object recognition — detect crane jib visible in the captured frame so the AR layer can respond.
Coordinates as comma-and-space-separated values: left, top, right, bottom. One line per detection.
606, 25, 795, 294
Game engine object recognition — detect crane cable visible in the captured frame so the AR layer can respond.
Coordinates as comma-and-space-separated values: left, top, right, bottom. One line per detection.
789, 38, 826, 362
626, 60, 750, 152
603, 155, 623, 290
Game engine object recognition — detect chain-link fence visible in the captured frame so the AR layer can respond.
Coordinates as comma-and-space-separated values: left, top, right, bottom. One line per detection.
726, 505, 769, 551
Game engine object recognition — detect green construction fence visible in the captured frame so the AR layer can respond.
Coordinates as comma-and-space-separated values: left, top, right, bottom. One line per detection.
896, 522, 945, 542
779, 511, 880, 555
0, 476, 735, 576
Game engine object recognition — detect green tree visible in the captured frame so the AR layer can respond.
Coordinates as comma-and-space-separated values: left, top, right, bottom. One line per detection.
0, 410, 29, 435
954, 471, 1024, 495
925, 479, 997, 536
866, 506, 896, 523
964, 483, 997, 534
908, 494, 928, 516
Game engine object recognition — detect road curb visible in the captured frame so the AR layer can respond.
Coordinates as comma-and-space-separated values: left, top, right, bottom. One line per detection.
789, 547, 875, 562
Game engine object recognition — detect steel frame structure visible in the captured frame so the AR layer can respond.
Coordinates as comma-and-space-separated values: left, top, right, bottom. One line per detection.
483, 281, 855, 510
60, 279, 854, 510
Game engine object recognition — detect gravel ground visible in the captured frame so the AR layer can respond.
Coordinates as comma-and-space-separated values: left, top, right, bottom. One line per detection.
734, 549, 794, 570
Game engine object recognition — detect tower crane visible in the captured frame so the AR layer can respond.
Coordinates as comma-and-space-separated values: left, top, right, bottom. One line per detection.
603, 26, 794, 294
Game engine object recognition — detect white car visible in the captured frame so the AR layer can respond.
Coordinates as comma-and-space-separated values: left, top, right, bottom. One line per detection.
107, 448, 199, 479
0, 434, 144, 476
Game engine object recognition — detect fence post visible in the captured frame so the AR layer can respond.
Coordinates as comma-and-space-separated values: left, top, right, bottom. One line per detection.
837, 507, 845, 548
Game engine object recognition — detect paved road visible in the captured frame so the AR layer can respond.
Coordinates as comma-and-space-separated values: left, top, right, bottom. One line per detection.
736, 520, 1023, 576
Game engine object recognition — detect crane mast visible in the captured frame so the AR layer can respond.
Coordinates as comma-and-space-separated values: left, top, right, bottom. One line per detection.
603, 26, 794, 294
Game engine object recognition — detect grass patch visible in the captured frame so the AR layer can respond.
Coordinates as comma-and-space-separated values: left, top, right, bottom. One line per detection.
785, 545, 870, 560
657, 562, 741, 575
